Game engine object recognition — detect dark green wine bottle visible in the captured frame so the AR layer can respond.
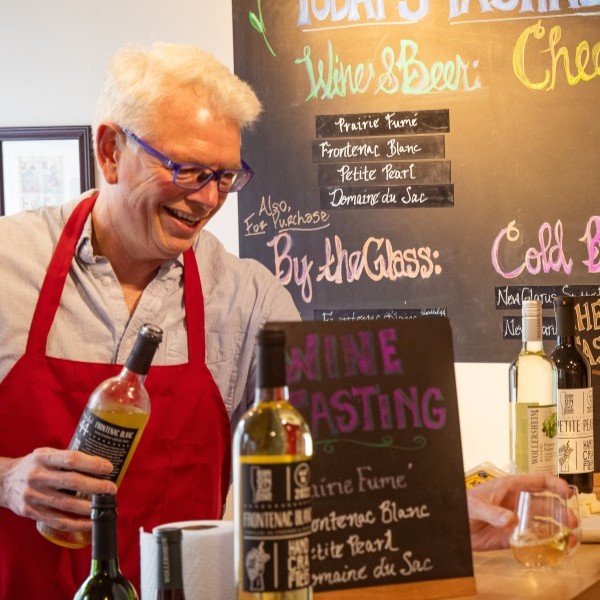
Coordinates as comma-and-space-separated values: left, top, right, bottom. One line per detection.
155, 527, 186, 599
73, 494, 139, 600
551, 296, 594, 493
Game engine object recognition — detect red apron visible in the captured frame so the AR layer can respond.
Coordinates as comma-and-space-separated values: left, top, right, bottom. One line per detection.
0, 194, 232, 598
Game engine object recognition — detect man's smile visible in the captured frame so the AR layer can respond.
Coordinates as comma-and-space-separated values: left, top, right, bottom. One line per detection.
164, 206, 202, 226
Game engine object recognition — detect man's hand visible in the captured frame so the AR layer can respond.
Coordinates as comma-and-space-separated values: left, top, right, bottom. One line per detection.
0, 448, 117, 531
467, 473, 571, 551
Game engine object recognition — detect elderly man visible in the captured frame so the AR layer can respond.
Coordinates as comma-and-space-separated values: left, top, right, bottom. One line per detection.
0, 42, 299, 597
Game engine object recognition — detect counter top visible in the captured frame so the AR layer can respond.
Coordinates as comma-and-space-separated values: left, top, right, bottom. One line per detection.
314, 540, 600, 599
454, 542, 600, 600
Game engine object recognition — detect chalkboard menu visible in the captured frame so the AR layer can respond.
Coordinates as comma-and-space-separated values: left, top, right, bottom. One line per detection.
276, 318, 474, 596
232, 1, 600, 362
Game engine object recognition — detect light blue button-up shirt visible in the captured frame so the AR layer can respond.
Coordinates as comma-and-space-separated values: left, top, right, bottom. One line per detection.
0, 192, 300, 429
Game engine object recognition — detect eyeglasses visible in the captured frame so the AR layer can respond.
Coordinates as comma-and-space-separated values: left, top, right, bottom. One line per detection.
122, 128, 254, 193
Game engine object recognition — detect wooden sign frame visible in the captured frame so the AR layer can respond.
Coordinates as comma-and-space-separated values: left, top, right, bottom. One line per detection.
314, 575, 476, 599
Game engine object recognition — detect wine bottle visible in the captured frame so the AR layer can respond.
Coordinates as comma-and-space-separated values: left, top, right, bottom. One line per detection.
233, 327, 313, 600
509, 300, 558, 474
73, 493, 139, 600
38, 323, 163, 548
551, 296, 594, 492
155, 527, 186, 600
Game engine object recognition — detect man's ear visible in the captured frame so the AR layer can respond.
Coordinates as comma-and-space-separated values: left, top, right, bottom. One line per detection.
96, 123, 121, 184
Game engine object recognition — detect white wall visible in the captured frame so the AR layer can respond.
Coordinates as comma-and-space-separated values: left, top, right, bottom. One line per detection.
0, 1, 239, 253
0, 1, 511, 473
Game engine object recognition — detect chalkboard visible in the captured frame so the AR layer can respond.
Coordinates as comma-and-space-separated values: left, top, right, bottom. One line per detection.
232, 1, 600, 362
276, 318, 474, 597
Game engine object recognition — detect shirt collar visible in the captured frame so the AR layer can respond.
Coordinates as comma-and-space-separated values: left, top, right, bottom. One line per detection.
75, 210, 185, 270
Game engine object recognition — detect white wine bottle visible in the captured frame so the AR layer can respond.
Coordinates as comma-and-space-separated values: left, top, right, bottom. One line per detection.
551, 296, 594, 493
233, 327, 313, 600
73, 494, 139, 600
509, 300, 558, 474
155, 527, 186, 600
38, 323, 163, 548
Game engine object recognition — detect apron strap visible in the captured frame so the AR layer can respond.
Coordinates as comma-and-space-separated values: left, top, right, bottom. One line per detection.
26, 195, 97, 354
26, 194, 206, 366
183, 248, 205, 364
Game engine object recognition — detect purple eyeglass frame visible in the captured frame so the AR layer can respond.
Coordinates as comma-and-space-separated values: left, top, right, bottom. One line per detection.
122, 128, 254, 193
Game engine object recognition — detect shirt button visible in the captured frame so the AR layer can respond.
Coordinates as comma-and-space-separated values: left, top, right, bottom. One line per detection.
101, 276, 111, 287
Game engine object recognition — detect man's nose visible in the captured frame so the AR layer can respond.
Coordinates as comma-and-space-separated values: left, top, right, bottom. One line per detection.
184, 179, 222, 208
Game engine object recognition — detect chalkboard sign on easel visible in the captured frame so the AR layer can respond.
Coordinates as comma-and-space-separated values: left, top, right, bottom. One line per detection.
274, 318, 475, 597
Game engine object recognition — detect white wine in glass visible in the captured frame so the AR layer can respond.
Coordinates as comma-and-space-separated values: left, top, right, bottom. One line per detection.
510, 489, 577, 568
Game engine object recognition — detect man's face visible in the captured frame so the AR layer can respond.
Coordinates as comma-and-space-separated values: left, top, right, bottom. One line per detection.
109, 97, 242, 263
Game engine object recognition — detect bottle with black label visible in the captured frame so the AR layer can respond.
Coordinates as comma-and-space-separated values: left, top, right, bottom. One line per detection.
509, 300, 558, 474
73, 493, 138, 600
551, 296, 594, 492
233, 327, 313, 600
155, 527, 186, 600
38, 323, 163, 548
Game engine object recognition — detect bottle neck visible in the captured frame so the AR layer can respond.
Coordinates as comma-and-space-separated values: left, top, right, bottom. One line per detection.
523, 340, 544, 353
522, 313, 544, 349
255, 385, 289, 405
256, 330, 287, 392
91, 510, 121, 577
556, 334, 576, 347
157, 540, 185, 594
119, 365, 147, 385
125, 324, 162, 376
555, 304, 577, 346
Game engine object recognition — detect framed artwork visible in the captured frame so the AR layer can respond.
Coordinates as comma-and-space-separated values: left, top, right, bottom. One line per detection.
0, 125, 95, 216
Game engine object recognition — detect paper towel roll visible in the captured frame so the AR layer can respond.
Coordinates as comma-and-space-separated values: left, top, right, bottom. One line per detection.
140, 520, 234, 599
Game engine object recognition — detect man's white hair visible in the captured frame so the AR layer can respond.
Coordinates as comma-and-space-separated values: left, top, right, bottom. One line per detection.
93, 41, 262, 152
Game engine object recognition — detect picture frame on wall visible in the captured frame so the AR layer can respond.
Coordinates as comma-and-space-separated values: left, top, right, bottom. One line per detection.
0, 125, 95, 216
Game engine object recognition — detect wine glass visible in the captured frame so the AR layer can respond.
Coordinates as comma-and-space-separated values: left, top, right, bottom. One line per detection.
565, 485, 582, 557
509, 489, 577, 568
